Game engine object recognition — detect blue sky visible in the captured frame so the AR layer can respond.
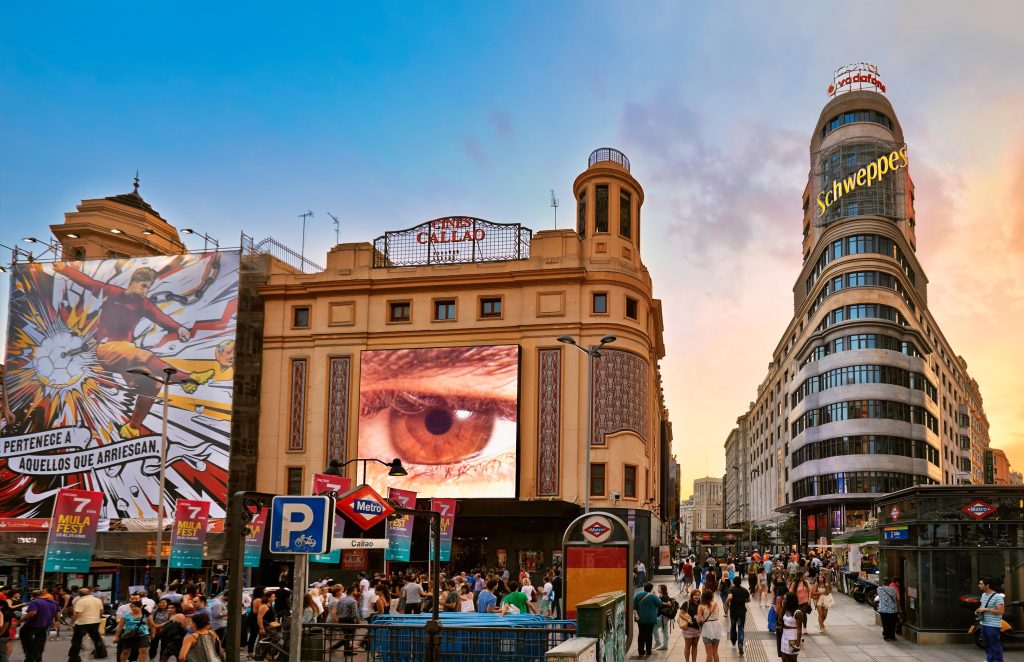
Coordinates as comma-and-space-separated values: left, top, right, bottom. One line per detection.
3, 2, 1024, 495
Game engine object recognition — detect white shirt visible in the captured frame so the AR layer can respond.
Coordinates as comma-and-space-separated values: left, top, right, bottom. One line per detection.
140, 597, 156, 613
542, 582, 553, 599
636, 562, 646, 573
521, 585, 535, 601
360, 587, 376, 619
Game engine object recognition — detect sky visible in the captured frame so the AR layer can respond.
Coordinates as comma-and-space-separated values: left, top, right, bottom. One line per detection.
2, 2, 1023, 499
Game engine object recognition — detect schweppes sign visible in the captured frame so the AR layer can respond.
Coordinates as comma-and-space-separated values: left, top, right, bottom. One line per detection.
817, 147, 908, 218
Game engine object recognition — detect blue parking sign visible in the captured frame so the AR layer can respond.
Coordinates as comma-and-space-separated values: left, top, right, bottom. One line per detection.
269, 496, 333, 554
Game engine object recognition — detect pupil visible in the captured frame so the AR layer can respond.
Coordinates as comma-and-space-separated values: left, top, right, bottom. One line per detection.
423, 408, 453, 435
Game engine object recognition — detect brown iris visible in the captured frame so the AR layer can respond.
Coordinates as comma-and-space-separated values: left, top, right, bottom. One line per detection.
387, 406, 495, 464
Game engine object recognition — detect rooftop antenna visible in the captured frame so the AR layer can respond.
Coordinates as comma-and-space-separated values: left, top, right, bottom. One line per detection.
327, 212, 340, 245
550, 189, 559, 229
299, 210, 314, 268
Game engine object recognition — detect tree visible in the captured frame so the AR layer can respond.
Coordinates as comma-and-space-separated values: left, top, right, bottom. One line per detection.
776, 515, 800, 547
751, 524, 777, 549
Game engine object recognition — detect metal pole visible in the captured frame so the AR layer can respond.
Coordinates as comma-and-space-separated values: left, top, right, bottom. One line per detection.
155, 374, 171, 584
289, 555, 307, 662
584, 347, 594, 514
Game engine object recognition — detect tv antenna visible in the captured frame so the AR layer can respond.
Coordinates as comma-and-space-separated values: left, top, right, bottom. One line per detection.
298, 210, 314, 266
327, 212, 340, 245
550, 190, 559, 229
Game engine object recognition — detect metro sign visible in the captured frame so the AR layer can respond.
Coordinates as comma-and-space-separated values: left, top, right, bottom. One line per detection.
962, 500, 997, 520
889, 506, 901, 521
580, 515, 613, 544
337, 484, 395, 531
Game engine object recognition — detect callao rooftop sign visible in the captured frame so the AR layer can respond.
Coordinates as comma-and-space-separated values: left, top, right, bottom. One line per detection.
828, 62, 886, 97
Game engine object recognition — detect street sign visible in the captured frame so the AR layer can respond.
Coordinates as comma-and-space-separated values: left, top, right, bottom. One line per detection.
581, 515, 613, 544
334, 537, 388, 549
336, 484, 395, 531
962, 500, 997, 520
269, 496, 333, 554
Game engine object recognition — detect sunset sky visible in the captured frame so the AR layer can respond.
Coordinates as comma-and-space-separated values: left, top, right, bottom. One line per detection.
2, 2, 1022, 498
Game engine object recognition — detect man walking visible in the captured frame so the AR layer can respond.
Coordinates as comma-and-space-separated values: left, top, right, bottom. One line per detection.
634, 560, 647, 588
727, 575, 751, 656
975, 576, 1005, 662
69, 587, 107, 661
633, 583, 661, 657
19, 589, 59, 662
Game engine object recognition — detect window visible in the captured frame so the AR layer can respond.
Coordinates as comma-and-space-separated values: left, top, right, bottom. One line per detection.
577, 190, 587, 237
479, 297, 503, 319
292, 306, 310, 328
625, 297, 638, 320
619, 190, 632, 238
624, 465, 637, 498
590, 464, 606, 496
595, 185, 609, 233
592, 292, 608, 314
388, 301, 411, 323
286, 467, 303, 495
433, 299, 456, 321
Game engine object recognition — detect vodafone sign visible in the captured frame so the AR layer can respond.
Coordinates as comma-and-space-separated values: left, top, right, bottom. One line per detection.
828, 63, 886, 97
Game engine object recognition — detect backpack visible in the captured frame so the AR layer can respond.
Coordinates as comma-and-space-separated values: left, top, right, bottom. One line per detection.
185, 631, 225, 662
659, 598, 679, 619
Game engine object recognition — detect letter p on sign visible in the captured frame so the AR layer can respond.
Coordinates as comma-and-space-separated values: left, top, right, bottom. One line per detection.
279, 504, 313, 546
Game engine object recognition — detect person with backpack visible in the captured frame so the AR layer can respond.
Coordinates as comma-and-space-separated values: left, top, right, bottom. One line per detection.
177, 613, 224, 662
727, 575, 751, 656
632, 583, 661, 657
113, 601, 150, 662
653, 584, 676, 652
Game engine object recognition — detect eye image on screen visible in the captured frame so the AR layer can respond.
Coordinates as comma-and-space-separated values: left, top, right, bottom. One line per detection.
357, 345, 519, 499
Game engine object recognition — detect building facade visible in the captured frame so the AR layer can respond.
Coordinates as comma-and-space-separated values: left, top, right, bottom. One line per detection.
724, 413, 751, 530
692, 477, 723, 530
734, 66, 992, 542
679, 497, 694, 551
256, 148, 676, 567
985, 448, 1012, 485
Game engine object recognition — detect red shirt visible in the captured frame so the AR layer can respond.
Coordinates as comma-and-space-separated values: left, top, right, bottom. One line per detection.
58, 267, 181, 341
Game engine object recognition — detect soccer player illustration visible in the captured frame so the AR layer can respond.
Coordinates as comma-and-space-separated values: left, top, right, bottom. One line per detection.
52, 263, 215, 439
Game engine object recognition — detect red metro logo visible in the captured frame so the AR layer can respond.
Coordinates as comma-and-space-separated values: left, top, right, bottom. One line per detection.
828, 62, 886, 97
580, 515, 614, 544
962, 500, 997, 520
337, 484, 395, 531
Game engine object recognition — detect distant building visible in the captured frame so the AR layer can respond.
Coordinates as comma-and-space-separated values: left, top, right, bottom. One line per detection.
724, 413, 751, 530
985, 448, 1012, 485
679, 497, 695, 550
1011, 471, 1023, 486
693, 477, 723, 530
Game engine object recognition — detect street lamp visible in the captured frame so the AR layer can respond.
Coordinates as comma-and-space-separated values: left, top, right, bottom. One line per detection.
557, 333, 616, 513
181, 228, 220, 251
127, 367, 198, 588
323, 457, 408, 486
20, 237, 61, 260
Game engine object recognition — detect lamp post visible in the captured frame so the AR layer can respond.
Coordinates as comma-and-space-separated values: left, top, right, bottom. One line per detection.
127, 367, 198, 588
180, 228, 220, 251
557, 334, 616, 514
20, 237, 61, 261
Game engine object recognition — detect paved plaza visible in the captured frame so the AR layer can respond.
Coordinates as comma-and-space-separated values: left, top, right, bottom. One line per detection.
628, 573, 1024, 661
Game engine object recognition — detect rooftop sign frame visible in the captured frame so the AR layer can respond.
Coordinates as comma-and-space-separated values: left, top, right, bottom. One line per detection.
372, 216, 532, 268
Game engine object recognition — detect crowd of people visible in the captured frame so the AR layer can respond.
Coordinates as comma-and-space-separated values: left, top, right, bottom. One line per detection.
633, 549, 843, 660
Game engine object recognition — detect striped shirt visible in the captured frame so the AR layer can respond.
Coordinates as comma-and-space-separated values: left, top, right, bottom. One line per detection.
979, 592, 1005, 627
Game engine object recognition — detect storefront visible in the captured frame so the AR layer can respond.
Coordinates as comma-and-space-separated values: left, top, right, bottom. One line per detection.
874, 485, 1024, 644
690, 529, 742, 560
830, 527, 879, 595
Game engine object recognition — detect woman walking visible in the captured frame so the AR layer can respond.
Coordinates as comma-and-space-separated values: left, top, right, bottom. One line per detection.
780, 592, 805, 661
245, 587, 266, 657
698, 589, 724, 662
790, 572, 812, 616
177, 612, 225, 661
653, 584, 672, 651
876, 577, 900, 641
113, 601, 151, 662
757, 562, 769, 606
676, 589, 702, 662
813, 569, 835, 631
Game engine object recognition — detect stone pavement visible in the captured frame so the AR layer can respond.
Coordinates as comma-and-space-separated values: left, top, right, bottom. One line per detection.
628, 572, 1024, 661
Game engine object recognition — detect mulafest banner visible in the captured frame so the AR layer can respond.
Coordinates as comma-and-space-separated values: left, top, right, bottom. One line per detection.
243, 508, 268, 568
385, 487, 416, 562
0, 252, 240, 519
43, 488, 104, 573
169, 499, 211, 569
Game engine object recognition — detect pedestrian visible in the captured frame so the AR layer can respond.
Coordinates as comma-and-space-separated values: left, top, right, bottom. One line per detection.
653, 584, 672, 651
632, 582, 661, 657
634, 560, 647, 588
401, 576, 422, 615
113, 601, 150, 662
550, 571, 563, 619
813, 569, 835, 632
0, 595, 15, 662
499, 581, 535, 616
18, 589, 59, 662
975, 576, 1005, 662
540, 576, 553, 616
156, 603, 187, 662
68, 587, 107, 662
176, 612, 224, 662
876, 576, 900, 642
697, 589, 724, 662
790, 572, 812, 615
779, 592, 805, 661
727, 573, 751, 656
208, 592, 228, 645
682, 558, 694, 591
757, 562, 769, 606
676, 589, 702, 662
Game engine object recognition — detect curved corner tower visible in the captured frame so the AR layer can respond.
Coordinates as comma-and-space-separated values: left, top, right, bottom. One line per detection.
733, 65, 991, 541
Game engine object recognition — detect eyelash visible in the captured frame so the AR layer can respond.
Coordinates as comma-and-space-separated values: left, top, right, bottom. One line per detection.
360, 390, 517, 421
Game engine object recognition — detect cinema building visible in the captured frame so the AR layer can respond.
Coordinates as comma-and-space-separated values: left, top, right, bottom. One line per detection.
724, 66, 991, 543
257, 148, 677, 570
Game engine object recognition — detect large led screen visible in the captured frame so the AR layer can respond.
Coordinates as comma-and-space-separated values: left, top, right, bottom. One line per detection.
357, 345, 519, 499
1, 252, 239, 518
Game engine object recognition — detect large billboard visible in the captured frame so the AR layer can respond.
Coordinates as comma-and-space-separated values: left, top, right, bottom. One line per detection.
1, 252, 239, 518
357, 345, 519, 499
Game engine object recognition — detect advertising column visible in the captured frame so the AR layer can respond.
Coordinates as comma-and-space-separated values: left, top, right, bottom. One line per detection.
43, 488, 104, 574
169, 500, 212, 569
